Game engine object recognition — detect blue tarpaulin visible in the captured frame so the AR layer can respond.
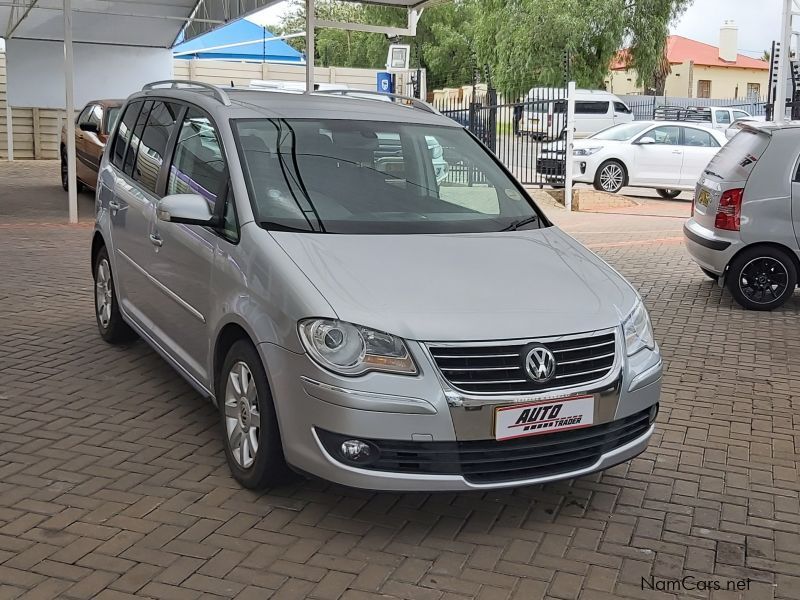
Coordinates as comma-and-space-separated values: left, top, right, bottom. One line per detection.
172, 19, 304, 63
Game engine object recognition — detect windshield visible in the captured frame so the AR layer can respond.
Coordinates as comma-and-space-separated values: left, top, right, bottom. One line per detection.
234, 119, 545, 234
591, 122, 652, 141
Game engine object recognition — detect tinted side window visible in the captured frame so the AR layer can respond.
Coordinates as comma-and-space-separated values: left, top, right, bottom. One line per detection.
576, 101, 611, 115
732, 110, 749, 120
124, 100, 153, 178
715, 110, 732, 124
647, 126, 681, 145
77, 105, 93, 125
111, 101, 143, 170
613, 101, 631, 114
682, 128, 719, 148
167, 108, 227, 208
87, 105, 102, 129
133, 101, 180, 195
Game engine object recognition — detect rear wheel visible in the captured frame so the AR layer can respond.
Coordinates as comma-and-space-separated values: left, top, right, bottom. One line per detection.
727, 246, 797, 310
61, 150, 84, 192
218, 340, 290, 489
593, 160, 627, 194
94, 246, 136, 343
656, 189, 681, 199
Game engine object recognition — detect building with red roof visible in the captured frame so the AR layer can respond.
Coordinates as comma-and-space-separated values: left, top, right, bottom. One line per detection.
606, 23, 769, 99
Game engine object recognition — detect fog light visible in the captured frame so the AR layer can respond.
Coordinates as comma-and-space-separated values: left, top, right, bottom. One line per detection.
648, 403, 659, 424
341, 440, 372, 463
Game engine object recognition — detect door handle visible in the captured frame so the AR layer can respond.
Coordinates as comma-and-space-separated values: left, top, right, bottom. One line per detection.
149, 233, 163, 247
672, 150, 683, 154
108, 200, 120, 215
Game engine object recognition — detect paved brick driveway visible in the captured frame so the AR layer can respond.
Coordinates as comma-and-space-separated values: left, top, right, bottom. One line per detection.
1, 161, 798, 600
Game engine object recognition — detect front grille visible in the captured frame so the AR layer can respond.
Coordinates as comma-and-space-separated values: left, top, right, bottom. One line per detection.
428, 331, 617, 394
536, 157, 565, 177
316, 407, 653, 484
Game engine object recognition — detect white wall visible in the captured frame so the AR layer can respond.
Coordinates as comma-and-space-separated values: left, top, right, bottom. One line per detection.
6, 39, 172, 109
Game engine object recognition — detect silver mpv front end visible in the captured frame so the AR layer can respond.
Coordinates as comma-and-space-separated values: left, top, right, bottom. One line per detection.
264, 324, 661, 491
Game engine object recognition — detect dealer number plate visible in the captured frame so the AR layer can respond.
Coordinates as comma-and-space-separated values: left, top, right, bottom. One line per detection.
494, 395, 594, 441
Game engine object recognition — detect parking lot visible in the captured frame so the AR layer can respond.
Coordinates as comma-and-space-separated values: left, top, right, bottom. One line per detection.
1, 160, 799, 600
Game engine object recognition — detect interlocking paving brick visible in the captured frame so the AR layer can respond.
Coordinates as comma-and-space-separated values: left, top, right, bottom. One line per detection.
1, 161, 799, 599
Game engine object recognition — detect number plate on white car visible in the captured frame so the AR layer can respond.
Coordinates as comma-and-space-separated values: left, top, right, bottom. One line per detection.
494, 395, 594, 441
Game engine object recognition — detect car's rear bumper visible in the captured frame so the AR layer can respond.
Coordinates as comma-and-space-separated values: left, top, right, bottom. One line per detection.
683, 219, 742, 275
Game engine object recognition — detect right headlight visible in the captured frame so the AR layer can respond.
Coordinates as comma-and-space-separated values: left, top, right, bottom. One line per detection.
622, 300, 655, 356
298, 318, 417, 376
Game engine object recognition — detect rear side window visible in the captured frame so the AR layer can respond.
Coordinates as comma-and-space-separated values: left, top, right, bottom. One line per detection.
682, 127, 720, 148
111, 101, 143, 170
704, 129, 770, 181
133, 101, 180, 195
576, 101, 611, 115
167, 108, 227, 207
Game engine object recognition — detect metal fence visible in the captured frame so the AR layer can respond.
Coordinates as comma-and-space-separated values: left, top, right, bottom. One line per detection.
434, 86, 568, 187
620, 95, 768, 121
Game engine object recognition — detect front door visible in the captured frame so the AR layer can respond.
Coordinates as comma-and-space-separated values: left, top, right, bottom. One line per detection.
147, 105, 222, 385
631, 125, 683, 187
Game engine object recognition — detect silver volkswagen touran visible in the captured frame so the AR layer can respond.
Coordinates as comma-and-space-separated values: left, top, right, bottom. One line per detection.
91, 81, 662, 491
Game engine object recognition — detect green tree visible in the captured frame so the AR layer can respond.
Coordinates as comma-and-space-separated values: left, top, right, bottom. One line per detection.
276, 0, 690, 97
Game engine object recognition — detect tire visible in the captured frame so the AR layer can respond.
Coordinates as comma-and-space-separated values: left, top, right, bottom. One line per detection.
727, 246, 798, 311
701, 267, 719, 281
218, 340, 290, 489
656, 189, 681, 199
93, 246, 137, 343
593, 160, 627, 194
61, 150, 84, 193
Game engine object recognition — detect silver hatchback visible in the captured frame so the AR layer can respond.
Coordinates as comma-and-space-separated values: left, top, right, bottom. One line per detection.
91, 81, 662, 491
684, 121, 800, 310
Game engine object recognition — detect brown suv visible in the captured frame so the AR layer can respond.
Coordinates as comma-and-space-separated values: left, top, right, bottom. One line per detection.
61, 99, 123, 191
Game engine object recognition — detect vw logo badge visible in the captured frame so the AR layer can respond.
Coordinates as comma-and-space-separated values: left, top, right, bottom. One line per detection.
524, 345, 557, 383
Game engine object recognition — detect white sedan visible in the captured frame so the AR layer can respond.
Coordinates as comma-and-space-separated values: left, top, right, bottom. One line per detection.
568, 121, 728, 197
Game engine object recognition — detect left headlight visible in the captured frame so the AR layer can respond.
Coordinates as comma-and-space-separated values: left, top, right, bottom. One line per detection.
298, 318, 418, 376
622, 301, 655, 356
574, 147, 602, 156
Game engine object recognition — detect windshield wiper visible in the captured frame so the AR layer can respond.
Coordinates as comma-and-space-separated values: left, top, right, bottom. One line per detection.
260, 221, 316, 233
501, 216, 539, 231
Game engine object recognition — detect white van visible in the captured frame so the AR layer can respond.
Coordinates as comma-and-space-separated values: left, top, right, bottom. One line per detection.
519, 89, 633, 140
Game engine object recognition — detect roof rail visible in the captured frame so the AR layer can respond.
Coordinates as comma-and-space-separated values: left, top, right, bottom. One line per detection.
313, 89, 439, 115
141, 80, 231, 106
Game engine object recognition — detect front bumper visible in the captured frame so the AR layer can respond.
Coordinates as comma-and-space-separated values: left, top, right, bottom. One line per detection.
683, 219, 742, 275
260, 336, 661, 491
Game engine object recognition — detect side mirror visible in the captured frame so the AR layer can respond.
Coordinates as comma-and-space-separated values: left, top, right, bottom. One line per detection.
157, 194, 219, 226
79, 122, 99, 134
637, 136, 655, 145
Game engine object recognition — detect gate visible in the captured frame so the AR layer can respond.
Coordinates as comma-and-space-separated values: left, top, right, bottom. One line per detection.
437, 85, 569, 186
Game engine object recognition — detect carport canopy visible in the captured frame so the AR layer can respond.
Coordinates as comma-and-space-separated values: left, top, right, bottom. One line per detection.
0, 0, 442, 223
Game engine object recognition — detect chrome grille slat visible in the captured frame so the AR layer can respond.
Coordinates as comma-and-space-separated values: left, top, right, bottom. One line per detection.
427, 330, 617, 394
440, 366, 523, 372
557, 351, 615, 366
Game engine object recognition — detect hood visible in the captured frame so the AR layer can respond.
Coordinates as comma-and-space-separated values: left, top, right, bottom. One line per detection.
270, 227, 639, 342
574, 138, 624, 149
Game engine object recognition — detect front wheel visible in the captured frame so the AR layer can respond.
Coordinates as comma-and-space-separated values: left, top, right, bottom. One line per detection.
61, 152, 84, 192
219, 341, 290, 489
727, 247, 797, 310
593, 160, 627, 194
656, 189, 681, 199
